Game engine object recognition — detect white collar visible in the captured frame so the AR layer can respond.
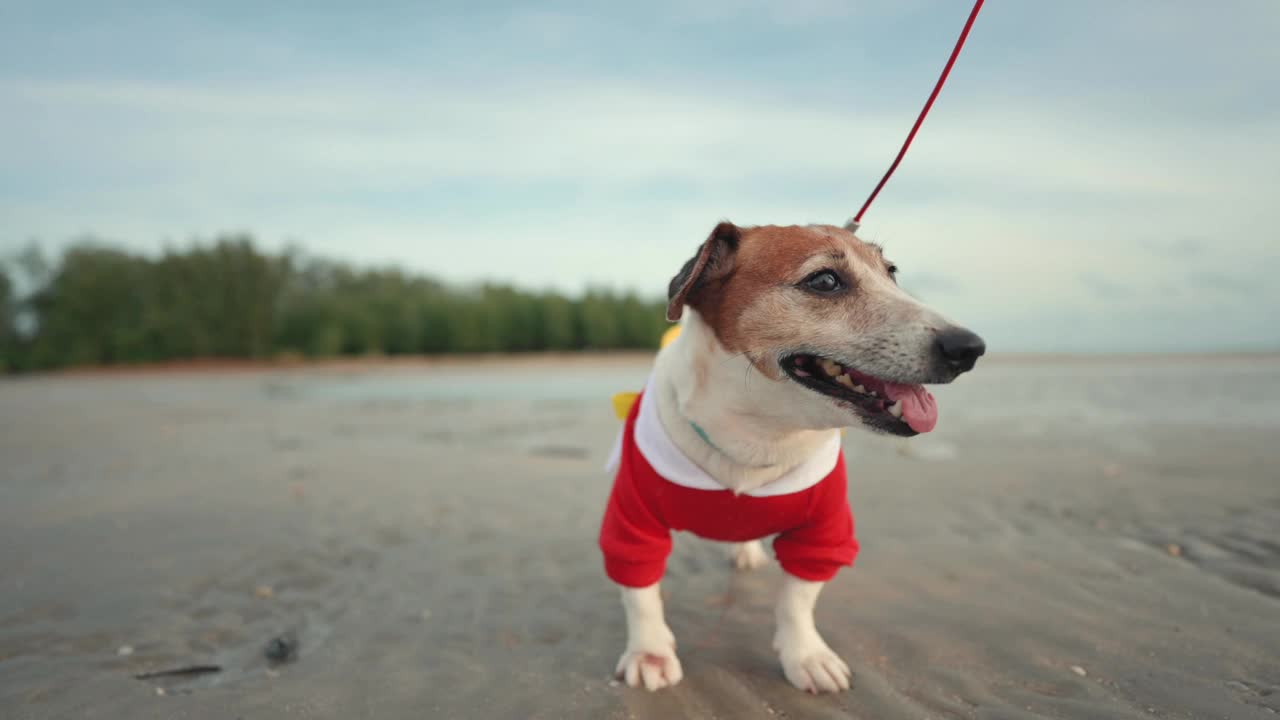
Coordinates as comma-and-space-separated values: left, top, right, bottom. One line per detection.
605, 376, 841, 497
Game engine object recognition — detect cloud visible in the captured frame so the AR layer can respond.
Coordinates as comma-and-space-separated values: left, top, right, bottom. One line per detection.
0, 2, 1277, 351
1077, 272, 1131, 300
670, 0, 871, 25
900, 271, 961, 300
1136, 235, 1207, 258
9, 74, 1274, 211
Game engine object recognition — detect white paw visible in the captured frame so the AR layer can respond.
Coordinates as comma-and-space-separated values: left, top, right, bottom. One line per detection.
615, 627, 683, 691
729, 540, 770, 571
776, 635, 851, 693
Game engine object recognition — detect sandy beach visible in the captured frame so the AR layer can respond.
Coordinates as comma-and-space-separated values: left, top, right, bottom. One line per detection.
2, 354, 1278, 719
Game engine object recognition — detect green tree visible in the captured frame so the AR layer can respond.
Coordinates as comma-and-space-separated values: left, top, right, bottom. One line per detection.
8, 235, 670, 372
0, 266, 13, 371
540, 292, 579, 350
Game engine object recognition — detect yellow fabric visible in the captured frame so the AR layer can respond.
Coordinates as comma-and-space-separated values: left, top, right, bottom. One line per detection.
612, 391, 640, 420
660, 324, 682, 349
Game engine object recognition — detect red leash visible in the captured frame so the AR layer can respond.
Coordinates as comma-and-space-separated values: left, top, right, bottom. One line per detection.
847, 0, 985, 231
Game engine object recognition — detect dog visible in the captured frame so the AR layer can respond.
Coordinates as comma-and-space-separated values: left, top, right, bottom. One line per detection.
598, 221, 985, 693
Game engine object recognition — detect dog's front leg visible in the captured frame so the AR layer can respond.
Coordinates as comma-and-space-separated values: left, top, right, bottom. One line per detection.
615, 583, 682, 691
773, 575, 851, 693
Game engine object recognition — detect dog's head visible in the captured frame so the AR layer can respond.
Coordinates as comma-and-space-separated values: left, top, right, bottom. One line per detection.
668, 222, 985, 436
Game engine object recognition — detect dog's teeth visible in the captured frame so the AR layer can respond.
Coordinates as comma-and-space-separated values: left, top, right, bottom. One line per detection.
819, 359, 840, 377
868, 389, 878, 397
852, 384, 866, 393
888, 400, 903, 418
835, 374, 854, 389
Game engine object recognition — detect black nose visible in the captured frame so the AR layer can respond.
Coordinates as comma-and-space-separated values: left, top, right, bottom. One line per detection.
935, 327, 986, 373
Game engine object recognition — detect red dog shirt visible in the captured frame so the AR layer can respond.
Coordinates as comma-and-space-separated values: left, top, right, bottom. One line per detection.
599, 389, 859, 588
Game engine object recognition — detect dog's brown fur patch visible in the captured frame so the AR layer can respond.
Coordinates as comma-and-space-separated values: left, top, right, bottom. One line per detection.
670, 224, 899, 375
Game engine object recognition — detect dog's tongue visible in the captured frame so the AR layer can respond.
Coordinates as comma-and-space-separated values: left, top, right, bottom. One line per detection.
882, 382, 938, 433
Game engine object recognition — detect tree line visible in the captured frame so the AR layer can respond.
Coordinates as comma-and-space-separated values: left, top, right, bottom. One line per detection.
0, 236, 672, 373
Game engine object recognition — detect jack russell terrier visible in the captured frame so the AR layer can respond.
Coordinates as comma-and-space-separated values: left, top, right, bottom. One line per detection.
598, 221, 985, 693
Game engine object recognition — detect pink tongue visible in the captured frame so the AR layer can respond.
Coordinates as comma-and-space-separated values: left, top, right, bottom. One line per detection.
882, 382, 938, 433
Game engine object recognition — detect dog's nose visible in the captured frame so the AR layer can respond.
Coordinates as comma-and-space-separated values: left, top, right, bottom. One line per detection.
935, 327, 986, 373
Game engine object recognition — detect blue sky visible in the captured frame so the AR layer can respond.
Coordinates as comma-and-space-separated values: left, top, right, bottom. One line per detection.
2, 1, 1277, 352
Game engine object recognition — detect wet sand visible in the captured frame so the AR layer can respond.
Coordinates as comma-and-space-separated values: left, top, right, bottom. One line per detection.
1, 355, 1278, 719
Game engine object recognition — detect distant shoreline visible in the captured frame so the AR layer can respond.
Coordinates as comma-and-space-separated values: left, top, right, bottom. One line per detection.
13, 349, 1279, 379
31, 351, 660, 378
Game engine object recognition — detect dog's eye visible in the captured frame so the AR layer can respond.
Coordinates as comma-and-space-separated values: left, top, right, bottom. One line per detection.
886, 263, 898, 279
803, 270, 844, 294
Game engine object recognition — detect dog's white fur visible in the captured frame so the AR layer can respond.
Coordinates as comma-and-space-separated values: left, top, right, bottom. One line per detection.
654, 309, 842, 495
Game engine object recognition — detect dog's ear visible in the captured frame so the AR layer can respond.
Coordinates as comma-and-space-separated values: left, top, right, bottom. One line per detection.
666, 221, 741, 322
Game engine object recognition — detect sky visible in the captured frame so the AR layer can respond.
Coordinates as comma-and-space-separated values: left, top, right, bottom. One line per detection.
1, 1, 1277, 352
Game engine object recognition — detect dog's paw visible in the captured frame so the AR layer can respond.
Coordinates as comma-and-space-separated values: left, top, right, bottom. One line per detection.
615, 627, 682, 691
729, 540, 770, 571
776, 637, 851, 693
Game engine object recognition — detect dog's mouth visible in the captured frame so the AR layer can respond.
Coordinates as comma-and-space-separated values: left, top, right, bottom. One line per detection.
780, 354, 938, 436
